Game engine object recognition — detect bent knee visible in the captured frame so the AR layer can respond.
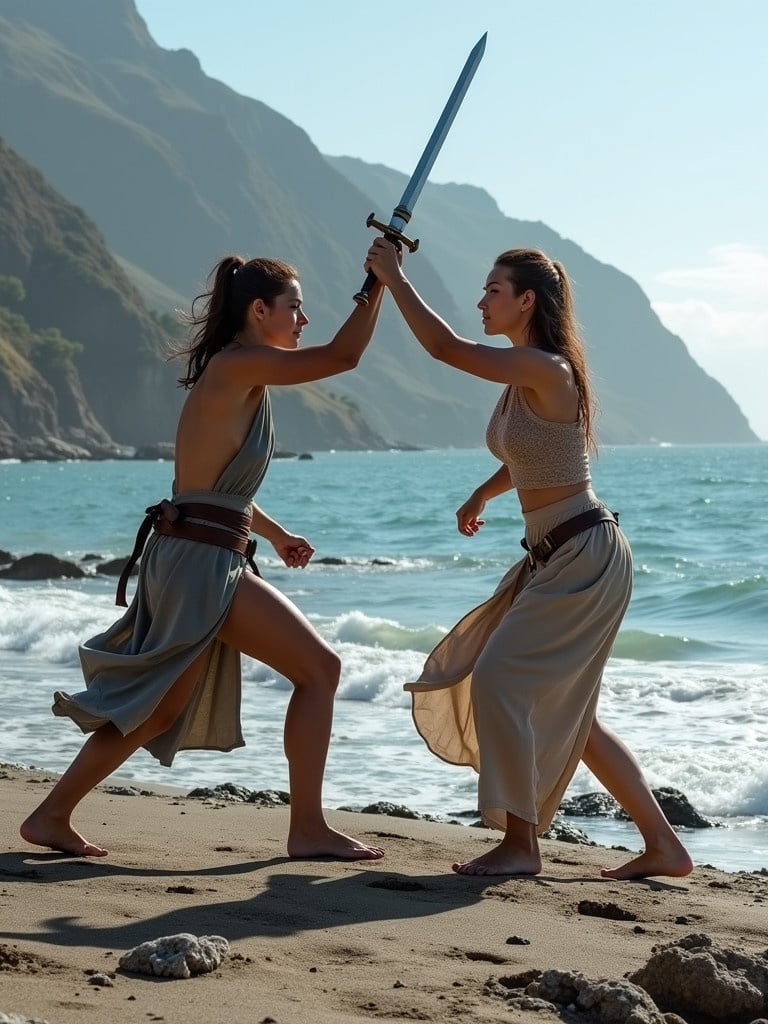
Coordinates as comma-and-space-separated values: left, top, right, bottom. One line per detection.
294, 645, 341, 692
316, 646, 342, 690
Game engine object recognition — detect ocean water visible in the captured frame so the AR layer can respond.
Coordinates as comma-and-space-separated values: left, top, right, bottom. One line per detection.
1, 444, 767, 872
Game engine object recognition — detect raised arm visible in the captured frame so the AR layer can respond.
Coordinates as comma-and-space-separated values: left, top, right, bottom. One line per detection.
217, 281, 385, 388
365, 238, 569, 393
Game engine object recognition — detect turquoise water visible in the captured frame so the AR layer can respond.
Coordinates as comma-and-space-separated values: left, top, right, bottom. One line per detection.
1, 444, 767, 870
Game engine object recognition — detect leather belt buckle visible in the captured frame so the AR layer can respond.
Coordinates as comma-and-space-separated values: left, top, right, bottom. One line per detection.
538, 535, 555, 559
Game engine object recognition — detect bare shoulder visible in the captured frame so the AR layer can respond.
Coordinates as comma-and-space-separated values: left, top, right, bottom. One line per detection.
181, 359, 266, 432
198, 347, 265, 392
510, 347, 574, 384
208, 341, 298, 390
550, 352, 577, 384
520, 353, 578, 420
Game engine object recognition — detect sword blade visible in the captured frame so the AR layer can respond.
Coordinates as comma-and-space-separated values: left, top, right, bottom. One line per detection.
353, 32, 486, 305
397, 32, 486, 217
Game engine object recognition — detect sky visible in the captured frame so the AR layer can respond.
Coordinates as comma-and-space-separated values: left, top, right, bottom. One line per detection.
134, 0, 767, 440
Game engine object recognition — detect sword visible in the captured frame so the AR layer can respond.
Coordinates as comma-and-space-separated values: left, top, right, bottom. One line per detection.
353, 32, 487, 305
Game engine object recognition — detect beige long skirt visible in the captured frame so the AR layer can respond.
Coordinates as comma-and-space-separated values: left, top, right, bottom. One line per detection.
405, 489, 633, 832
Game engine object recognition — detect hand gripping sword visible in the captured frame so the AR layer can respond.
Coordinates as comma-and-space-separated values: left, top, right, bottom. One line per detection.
353, 32, 487, 305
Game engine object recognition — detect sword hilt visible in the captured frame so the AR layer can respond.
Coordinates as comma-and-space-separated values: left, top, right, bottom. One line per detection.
353, 211, 420, 306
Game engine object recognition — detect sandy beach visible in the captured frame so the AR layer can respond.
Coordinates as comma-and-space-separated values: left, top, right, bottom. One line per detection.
1, 765, 766, 1024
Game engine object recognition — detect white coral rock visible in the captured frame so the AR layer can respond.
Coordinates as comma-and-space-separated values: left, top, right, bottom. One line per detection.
0, 1015, 51, 1024
118, 932, 229, 979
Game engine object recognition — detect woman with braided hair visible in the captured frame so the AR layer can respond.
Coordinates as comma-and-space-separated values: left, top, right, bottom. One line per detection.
21, 254, 386, 862
365, 239, 692, 880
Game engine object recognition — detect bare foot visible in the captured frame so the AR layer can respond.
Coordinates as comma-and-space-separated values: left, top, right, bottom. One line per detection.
287, 824, 385, 861
20, 813, 108, 857
600, 837, 694, 880
452, 845, 542, 876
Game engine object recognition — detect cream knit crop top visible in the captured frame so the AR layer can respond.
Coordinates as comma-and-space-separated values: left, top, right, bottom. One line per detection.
485, 385, 591, 489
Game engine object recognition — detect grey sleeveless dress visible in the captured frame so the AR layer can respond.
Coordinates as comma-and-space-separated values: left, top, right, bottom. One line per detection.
53, 391, 275, 766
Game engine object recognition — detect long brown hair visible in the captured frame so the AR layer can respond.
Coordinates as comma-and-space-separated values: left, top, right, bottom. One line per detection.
495, 248, 596, 451
174, 255, 298, 388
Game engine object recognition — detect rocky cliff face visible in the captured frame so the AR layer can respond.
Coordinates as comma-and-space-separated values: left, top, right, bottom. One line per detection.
0, 334, 63, 457
0, 135, 170, 455
0, 138, 389, 459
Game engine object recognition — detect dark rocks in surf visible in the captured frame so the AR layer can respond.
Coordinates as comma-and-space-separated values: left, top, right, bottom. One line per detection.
560, 788, 713, 829
0, 552, 85, 580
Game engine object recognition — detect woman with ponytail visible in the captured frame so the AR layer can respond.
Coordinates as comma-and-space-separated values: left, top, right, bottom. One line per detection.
364, 239, 692, 880
21, 255, 387, 862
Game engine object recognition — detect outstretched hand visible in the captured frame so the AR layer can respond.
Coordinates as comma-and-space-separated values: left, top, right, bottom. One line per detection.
272, 533, 316, 569
364, 236, 404, 288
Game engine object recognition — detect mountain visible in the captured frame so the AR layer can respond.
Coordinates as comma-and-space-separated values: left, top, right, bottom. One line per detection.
0, 137, 388, 457
0, 0, 758, 448
0, 0, 488, 450
328, 158, 756, 444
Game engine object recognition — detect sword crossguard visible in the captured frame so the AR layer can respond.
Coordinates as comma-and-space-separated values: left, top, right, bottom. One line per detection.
353, 211, 421, 306
364, 213, 420, 254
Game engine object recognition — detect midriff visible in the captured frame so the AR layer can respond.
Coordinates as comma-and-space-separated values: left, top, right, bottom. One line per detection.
517, 480, 591, 514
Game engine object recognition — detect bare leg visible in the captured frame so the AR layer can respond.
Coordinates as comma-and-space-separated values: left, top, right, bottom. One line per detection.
582, 719, 693, 879
452, 812, 542, 876
217, 572, 383, 860
20, 651, 209, 857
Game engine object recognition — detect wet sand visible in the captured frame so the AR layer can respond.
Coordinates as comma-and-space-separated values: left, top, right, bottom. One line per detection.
1, 766, 766, 1024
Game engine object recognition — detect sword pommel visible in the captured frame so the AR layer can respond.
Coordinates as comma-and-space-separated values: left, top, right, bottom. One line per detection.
352, 273, 378, 307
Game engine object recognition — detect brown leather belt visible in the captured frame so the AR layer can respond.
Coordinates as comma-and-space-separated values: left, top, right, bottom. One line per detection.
521, 506, 619, 570
116, 499, 259, 607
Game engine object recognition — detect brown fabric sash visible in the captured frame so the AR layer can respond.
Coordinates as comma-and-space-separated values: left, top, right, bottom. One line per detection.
115, 499, 259, 607
521, 506, 619, 570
